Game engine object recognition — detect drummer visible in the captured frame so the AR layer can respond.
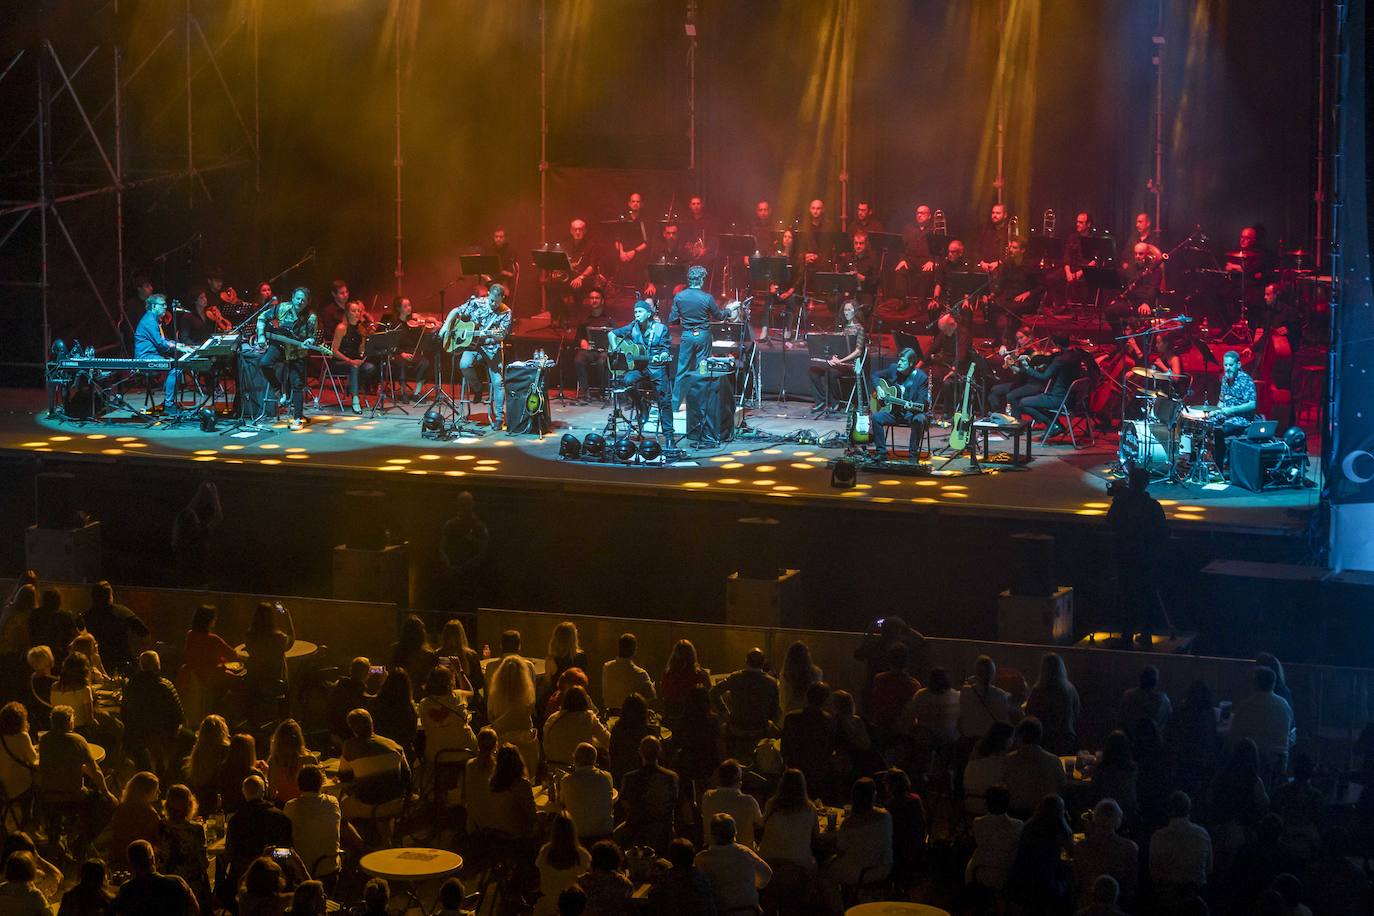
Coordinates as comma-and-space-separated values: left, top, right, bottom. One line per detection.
1212, 350, 1258, 468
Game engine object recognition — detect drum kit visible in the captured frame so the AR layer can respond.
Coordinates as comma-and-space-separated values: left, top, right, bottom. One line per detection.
1118, 366, 1225, 484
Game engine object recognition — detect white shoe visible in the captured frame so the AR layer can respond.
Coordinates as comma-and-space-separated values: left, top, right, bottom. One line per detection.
288, 418, 305, 431
351, 396, 362, 414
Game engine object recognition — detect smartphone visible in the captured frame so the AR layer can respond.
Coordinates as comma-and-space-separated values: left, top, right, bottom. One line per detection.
369, 665, 386, 677
268, 847, 292, 861
875, 617, 886, 628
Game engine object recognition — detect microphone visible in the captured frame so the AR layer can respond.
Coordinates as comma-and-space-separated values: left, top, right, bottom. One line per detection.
173, 306, 192, 313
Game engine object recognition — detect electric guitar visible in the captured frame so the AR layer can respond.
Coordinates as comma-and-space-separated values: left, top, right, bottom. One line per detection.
947, 362, 977, 452
871, 378, 928, 414
264, 331, 333, 359
847, 359, 873, 446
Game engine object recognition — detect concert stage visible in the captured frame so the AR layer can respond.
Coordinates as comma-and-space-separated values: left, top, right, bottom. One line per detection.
0, 385, 1320, 658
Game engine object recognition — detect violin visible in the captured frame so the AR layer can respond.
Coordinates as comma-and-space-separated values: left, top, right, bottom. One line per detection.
204, 303, 234, 333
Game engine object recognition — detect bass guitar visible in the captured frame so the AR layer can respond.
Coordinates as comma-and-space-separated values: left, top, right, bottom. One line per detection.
947, 362, 977, 452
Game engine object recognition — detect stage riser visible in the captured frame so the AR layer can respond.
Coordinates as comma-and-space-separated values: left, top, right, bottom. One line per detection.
0, 454, 1310, 655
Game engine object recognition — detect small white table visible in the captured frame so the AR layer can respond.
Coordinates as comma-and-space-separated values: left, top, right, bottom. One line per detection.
360, 847, 463, 915
845, 904, 950, 916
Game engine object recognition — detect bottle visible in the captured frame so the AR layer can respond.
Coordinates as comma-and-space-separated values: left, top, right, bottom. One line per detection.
482, 644, 491, 659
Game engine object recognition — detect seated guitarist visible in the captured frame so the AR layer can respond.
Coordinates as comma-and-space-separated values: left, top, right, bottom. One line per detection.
256, 286, 318, 430
871, 347, 928, 463
440, 282, 512, 429
608, 299, 675, 446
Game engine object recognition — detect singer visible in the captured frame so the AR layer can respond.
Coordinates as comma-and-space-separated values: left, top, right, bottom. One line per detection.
438, 283, 512, 429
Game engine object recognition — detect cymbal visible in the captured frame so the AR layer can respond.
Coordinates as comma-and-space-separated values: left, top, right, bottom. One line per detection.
1284, 249, 1311, 257
1130, 367, 1183, 381
1224, 250, 1260, 259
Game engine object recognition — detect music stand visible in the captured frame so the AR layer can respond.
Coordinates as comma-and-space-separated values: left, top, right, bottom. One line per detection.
748, 256, 789, 286
1025, 235, 1064, 266
1082, 265, 1123, 331
459, 254, 500, 278
365, 328, 407, 416
1080, 233, 1118, 266
891, 332, 926, 365
531, 248, 573, 273
813, 272, 859, 301
647, 262, 688, 295
602, 219, 647, 250
866, 231, 904, 255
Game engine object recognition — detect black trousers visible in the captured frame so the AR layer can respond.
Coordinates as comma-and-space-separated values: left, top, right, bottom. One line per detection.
574, 349, 608, 393
623, 365, 674, 437
673, 329, 714, 408
259, 347, 307, 419
1019, 392, 1063, 428
872, 409, 927, 458
989, 381, 1042, 415
809, 363, 855, 408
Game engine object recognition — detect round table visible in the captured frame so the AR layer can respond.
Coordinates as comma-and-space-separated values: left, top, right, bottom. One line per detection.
360, 848, 463, 914
87, 743, 106, 764
235, 639, 319, 660
845, 904, 950, 916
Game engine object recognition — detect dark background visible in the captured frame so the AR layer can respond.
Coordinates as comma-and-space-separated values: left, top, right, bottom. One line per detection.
0, 0, 1322, 375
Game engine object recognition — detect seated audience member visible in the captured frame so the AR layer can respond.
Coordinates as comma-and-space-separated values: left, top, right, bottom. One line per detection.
24, 646, 56, 729
822, 778, 892, 910
601, 633, 656, 712
357, 879, 389, 916
326, 658, 373, 743
1167, 680, 1222, 798
648, 838, 717, 916
702, 759, 764, 849
1090, 731, 1140, 826
575, 840, 633, 915
781, 682, 836, 801
854, 616, 927, 709
534, 813, 590, 916
1255, 651, 1295, 706
57, 860, 114, 916
462, 728, 500, 834
1023, 652, 1082, 755
368, 668, 418, 753
1131, 717, 1173, 829
82, 581, 150, 674
437, 618, 484, 704
1226, 813, 1288, 913
109, 772, 163, 868
1005, 794, 1074, 913
911, 667, 960, 743
1119, 665, 1172, 734
487, 655, 540, 777
758, 768, 819, 873
390, 615, 439, 699
1076, 874, 1128, 916
1072, 798, 1139, 910
180, 604, 241, 720
708, 648, 780, 743
214, 733, 266, 816
225, 776, 292, 892
963, 722, 1015, 816
779, 641, 824, 716
432, 877, 468, 916
122, 651, 185, 778
616, 736, 678, 855
1270, 753, 1325, 862
51, 651, 123, 754
113, 840, 198, 916
607, 693, 659, 784
668, 686, 722, 786
660, 640, 711, 726
0, 702, 38, 804
544, 620, 590, 683
1302, 827, 1370, 916
967, 784, 1023, 893
1149, 791, 1213, 907
417, 665, 477, 783
485, 744, 538, 842
1229, 665, 1295, 778
0, 833, 62, 901
240, 601, 294, 699
559, 743, 614, 842
695, 814, 773, 915
160, 784, 211, 913
831, 689, 880, 782
38, 706, 116, 860
238, 856, 289, 916
28, 588, 79, 666
284, 766, 345, 882
543, 686, 610, 766
67, 634, 114, 686
494, 630, 538, 681
959, 654, 1014, 743
338, 708, 411, 820
1002, 717, 1066, 817
543, 668, 593, 722
186, 715, 230, 814
288, 880, 328, 916
0, 852, 50, 916
1211, 738, 1270, 866
555, 887, 586, 916
266, 719, 314, 804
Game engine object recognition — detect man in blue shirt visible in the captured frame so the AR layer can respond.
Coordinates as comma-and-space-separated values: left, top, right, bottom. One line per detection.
133, 293, 190, 412
610, 300, 675, 445
668, 264, 724, 409
871, 347, 929, 462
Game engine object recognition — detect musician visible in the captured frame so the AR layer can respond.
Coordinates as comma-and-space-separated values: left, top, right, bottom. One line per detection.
615, 192, 651, 289
802, 199, 829, 267
1105, 243, 1163, 336
179, 287, 218, 346
989, 327, 1047, 416
1055, 211, 1097, 307
645, 221, 687, 301
669, 265, 724, 409
1225, 226, 1274, 322
762, 228, 801, 341
485, 228, 519, 306
809, 299, 868, 415
747, 200, 774, 254
380, 295, 433, 400
331, 299, 378, 414
853, 201, 884, 234
134, 293, 192, 414
321, 279, 350, 335
850, 231, 880, 306
1212, 349, 1257, 468
254, 282, 275, 311
1130, 211, 1161, 253
990, 236, 1044, 345
870, 347, 928, 463
932, 239, 971, 311
573, 289, 610, 404
1255, 281, 1302, 363
256, 286, 318, 430
124, 274, 155, 347
544, 218, 600, 327
683, 195, 718, 271
896, 204, 940, 302
975, 203, 1012, 272
440, 283, 512, 430
924, 312, 975, 415
1015, 332, 1090, 438
610, 299, 675, 444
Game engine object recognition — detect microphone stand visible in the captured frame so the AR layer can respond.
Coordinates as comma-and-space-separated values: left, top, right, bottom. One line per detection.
266, 248, 317, 286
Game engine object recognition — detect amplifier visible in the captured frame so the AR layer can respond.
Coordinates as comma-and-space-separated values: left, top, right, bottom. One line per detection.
1228, 438, 1288, 491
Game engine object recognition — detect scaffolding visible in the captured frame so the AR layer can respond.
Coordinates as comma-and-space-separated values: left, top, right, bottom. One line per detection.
0, 0, 258, 372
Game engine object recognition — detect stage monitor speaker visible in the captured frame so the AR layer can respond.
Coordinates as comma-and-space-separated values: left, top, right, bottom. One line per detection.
685, 373, 735, 445
1007, 533, 1056, 597
35, 472, 79, 530
1228, 439, 1287, 491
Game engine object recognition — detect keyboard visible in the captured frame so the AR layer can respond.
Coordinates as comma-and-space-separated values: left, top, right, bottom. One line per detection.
56, 357, 212, 372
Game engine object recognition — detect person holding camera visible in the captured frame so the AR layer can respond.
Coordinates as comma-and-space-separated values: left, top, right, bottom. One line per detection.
1107, 467, 1169, 648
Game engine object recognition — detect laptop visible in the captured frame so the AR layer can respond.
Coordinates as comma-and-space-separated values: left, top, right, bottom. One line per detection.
1245, 419, 1278, 440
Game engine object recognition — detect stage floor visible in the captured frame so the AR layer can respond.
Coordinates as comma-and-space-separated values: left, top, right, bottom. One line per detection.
0, 387, 1318, 536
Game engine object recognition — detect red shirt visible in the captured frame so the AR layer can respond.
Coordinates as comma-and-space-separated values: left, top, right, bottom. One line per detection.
869, 671, 921, 731
183, 630, 238, 682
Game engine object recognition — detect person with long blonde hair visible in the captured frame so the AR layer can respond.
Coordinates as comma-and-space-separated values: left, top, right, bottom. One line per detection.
487, 656, 538, 775
545, 621, 587, 680
267, 719, 314, 803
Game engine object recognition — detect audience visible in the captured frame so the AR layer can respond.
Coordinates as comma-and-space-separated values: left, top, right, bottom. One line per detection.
326, 658, 373, 744
437, 618, 484, 703
368, 668, 418, 752
82, 581, 149, 675
1149, 790, 1213, 908
487, 655, 539, 776
607, 692, 659, 783
38, 705, 116, 860
535, 813, 590, 916
337, 709, 411, 822
821, 777, 891, 911
485, 743, 538, 841
122, 651, 185, 779
1023, 652, 1082, 755
779, 641, 823, 716
1005, 793, 1074, 913
1001, 716, 1066, 817
667, 686, 722, 786
1072, 798, 1138, 910
180, 604, 240, 721
1119, 664, 1172, 734
709, 648, 780, 751
1167, 680, 1222, 798
958, 654, 1014, 743
545, 621, 590, 683
616, 736, 677, 854
543, 686, 610, 766
601, 633, 655, 712
780, 681, 836, 801
185, 714, 230, 814
284, 766, 344, 881
266, 719, 313, 803
0, 702, 38, 805
701, 759, 763, 849
1090, 730, 1140, 826
695, 814, 772, 915
215, 732, 266, 816
0, 852, 50, 916
109, 772, 162, 867
962, 722, 1014, 816
390, 615, 438, 698
867, 643, 920, 737
461, 728, 500, 834
660, 640, 711, 725
647, 838, 717, 916
576, 840, 633, 915
560, 742, 614, 841
57, 860, 113, 916
240, 601, 295, 698
967, 784, 1022, 894
758, 768, 819, 874
160, 784, 211, 913
112, 840, 198, 916
417, 665, 477, 768
1229, 665, 1295, 779
225, 776, 292, 892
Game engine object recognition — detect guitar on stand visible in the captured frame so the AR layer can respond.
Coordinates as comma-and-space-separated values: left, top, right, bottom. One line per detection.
940, 362, 981, 472
846, 353, 873, 450
522, 349, 555, 438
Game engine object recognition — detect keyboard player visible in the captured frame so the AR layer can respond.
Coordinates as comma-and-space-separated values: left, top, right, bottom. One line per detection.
135, 293, 194, 413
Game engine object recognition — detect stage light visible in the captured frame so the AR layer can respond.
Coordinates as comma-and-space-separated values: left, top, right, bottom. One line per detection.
1283, 427, 1307, 454
639, 439, 662, 462
558, 433, 582, 459
197, 408, 217, 433
582, 433, 606, 458
831, 459, 857, 489
421, 409, 447, 439
613, 437, 638, 462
